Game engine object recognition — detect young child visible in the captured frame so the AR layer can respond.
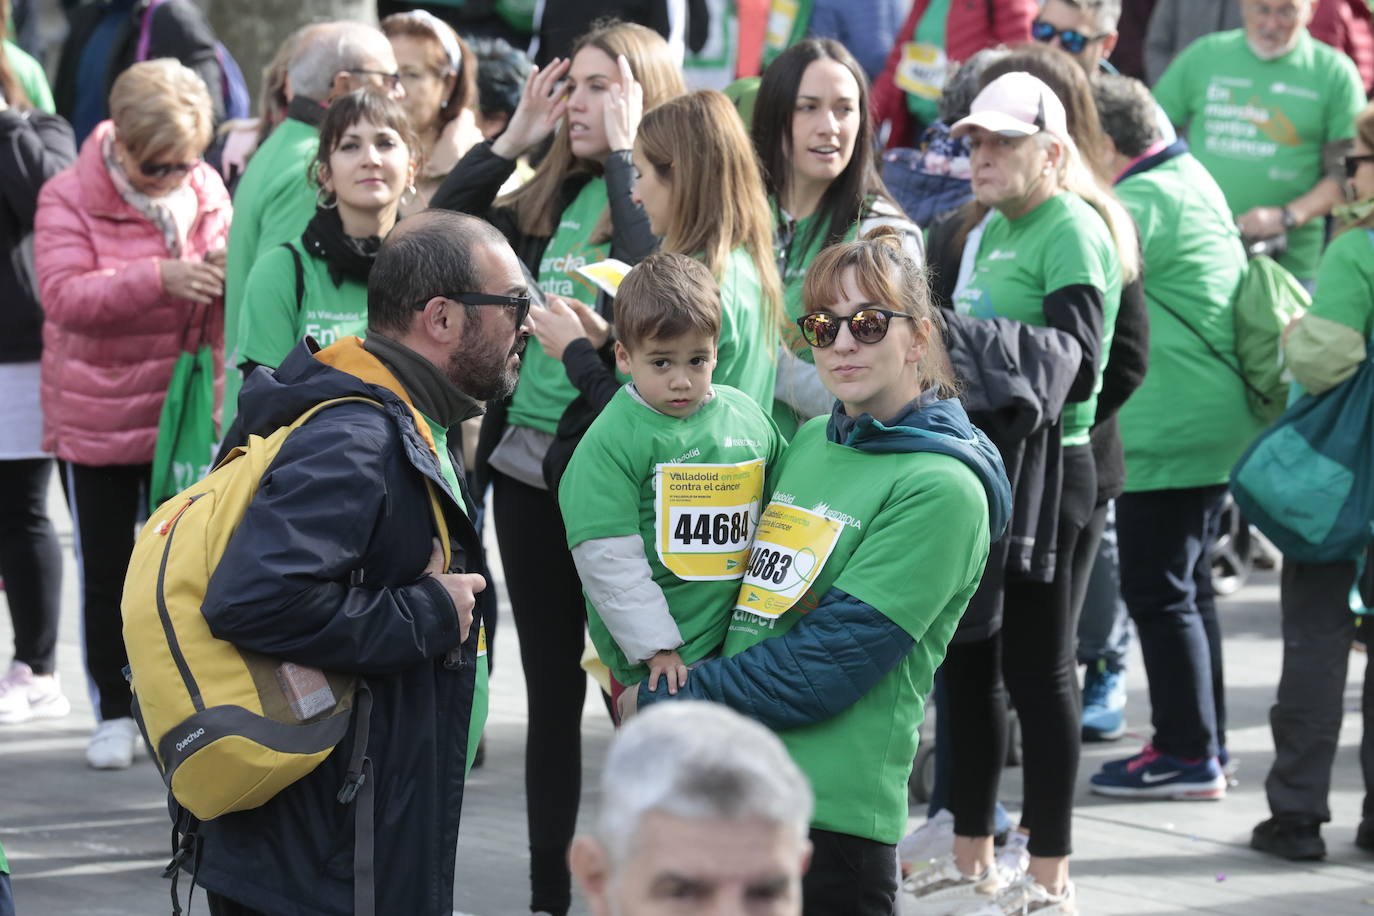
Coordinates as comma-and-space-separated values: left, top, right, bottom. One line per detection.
559, 252, 783, 708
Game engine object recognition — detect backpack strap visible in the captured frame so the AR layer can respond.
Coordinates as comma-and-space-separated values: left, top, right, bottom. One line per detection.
135, 0, 168, 62
337, 681, 375, 916
282, 241, 306, 314
1148, 291, 1274, 407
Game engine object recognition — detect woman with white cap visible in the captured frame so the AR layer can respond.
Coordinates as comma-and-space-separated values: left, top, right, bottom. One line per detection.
903, 71, 1134, 915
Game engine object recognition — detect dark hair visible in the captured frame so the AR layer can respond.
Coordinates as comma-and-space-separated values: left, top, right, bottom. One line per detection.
615, 252, 722, 351
938, 49, 1010, 125
368, 210, 511, 335
1092, 74, 1161, 159
0, 0, 34, 110
470, 36, 531, 121
751, 38, 900, 251
312, 90, 419, 197
380, 12, 478, 129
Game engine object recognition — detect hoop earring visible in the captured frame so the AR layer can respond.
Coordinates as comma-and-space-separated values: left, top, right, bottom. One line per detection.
316, 186, 337, 209
400, 184, 417, 208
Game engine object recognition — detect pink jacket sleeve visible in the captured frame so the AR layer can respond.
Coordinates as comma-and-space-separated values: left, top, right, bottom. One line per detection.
34, 175, 167, 333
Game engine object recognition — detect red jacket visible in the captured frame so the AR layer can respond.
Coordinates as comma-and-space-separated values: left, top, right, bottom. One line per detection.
1310, 0, 1374, 93
35, 120, 231, 466
872, 0, 1038, 147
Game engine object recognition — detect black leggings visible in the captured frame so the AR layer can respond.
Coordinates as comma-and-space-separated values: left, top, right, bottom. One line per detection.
944, 445, 1096, 858
491, 471, 594, 916
60, 461, 148, 721
0, 458, 63, 675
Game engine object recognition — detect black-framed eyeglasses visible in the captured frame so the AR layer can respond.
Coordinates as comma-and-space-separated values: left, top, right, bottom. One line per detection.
139, 158, 199, 179
1344, 153, 1374, 179
796, 307, 915, 348
348, 68, 403, 91
1030, 19, 1108, 55
416, 292, 531, 328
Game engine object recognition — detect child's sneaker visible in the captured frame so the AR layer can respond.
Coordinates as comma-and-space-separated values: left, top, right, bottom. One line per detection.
1089, 744, 1226, 800
962, 875, 1077, 915
1081, 661, 1126, 741
899, 808, 956, 872
0, 661, 72, 724
900, 855, 1003, 915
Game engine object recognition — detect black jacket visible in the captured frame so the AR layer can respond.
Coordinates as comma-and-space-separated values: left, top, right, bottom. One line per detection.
1088, 269, 1150, 504
54, 0, 223, 130
194, 339, 488, 916
431, 140, 658, 493
0, 109, 76, 364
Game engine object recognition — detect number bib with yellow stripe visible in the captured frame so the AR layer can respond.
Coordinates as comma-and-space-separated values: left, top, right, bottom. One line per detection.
656, 459, 765, 581
735, 502, 843, 618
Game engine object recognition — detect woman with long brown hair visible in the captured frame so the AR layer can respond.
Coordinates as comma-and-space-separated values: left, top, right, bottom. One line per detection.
431, 21, 685, 916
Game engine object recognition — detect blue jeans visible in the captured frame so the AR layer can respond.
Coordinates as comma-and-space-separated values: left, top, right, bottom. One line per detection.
1076, 501, 1133, 673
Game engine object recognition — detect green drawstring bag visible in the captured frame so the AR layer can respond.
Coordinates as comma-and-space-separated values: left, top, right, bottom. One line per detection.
149, 306, 219, 514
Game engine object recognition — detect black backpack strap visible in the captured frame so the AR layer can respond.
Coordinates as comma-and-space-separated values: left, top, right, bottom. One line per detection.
162, 802, 202, 916
337, 681, 375, 916
281, 241, 305, 313
1148, 292, 1274, 407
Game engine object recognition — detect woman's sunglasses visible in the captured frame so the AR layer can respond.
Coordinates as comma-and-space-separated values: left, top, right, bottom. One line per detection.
139, 159, 199, 179
1344, 153, 1374, 179
1031, 19, 1108, 55
796, 307, 914, 348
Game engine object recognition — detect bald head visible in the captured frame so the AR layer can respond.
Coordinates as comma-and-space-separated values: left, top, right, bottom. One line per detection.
288, 21, 398, 102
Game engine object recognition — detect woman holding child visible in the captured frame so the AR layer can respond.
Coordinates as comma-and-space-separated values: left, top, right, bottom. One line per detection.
628, 230, 1011, 915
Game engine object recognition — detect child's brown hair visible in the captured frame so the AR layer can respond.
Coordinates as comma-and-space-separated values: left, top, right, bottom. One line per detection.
615, 252, 722, 351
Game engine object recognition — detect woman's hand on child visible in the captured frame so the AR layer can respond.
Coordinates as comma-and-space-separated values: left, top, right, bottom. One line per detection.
646, 649, 689, 695
603, 55, 644, 153
527, 294, 588, 360
491, 56, 571, 161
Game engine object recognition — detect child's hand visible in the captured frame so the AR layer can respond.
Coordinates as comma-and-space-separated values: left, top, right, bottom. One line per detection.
646, 649, 688, 695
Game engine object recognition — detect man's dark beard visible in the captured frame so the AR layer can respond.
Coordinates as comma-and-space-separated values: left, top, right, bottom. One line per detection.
446, 334, 525, 401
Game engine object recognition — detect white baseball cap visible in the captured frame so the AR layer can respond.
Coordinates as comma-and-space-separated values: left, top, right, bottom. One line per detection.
950, 72, 1069, 140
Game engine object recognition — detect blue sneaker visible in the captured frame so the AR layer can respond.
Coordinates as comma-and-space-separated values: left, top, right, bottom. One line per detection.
1090, 745, 1226, 800
1081, 661, 1126, 741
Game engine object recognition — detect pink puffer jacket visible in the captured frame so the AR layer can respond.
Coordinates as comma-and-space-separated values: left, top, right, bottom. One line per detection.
35, 120, 232, 467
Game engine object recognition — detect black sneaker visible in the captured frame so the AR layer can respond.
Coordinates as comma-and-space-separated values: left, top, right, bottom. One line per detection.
1357, 818, 1374, 852
1250, 817, 1325, 861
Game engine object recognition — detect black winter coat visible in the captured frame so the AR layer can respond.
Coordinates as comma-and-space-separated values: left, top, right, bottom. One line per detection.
194, 340, 488, 916
0, 109, 76, 363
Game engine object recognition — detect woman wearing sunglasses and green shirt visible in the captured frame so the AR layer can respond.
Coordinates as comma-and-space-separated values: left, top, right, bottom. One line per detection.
752, 38, 925, 438
627, 229, 1010, 916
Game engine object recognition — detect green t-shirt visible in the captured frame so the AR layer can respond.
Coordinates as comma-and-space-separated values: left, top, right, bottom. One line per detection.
1309, 228, 1374, 338
1116, 152, 1264, 491
902, 0, 952, 128
5, 39, 54, 113
772, 208, 841, 436
560, 385, 784, 686
952, 192, 1122, 446
724, 418, 991, 843
715, 247, 779, 408
506, 178, 612, 434
761, 0, 815, 69
1152, 30, 1365, 282
237, 241, 369, 369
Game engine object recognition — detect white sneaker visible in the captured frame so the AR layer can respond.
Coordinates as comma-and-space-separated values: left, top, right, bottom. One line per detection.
900, 854, 1003, 915
961, 875, 1077, 915
86, 717, 141, 769
994, 831, 1029, 882
0, 661, 72, 724
900, 809, 956, 871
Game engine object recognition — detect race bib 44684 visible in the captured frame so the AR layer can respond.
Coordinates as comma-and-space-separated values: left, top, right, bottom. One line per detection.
655, 459, 765, 581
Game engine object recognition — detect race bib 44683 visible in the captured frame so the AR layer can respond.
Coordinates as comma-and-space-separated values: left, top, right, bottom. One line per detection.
655, 459, 765, 581
734, 503, 843, 619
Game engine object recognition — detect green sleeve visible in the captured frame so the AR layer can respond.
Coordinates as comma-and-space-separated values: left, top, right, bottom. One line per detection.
559, 403, 646, 548
1306, 231, 1374, 337
0, 835, 7, 874
1150, 40, 1193, 129
237, 245, 304, 370
5, 40, 54, 113
1323, 53, 1367, 144
832, 457, 990, 642
1043, 202, 1110, 294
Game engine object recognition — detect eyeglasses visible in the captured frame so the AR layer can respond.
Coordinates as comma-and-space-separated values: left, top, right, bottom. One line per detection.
139, 158, 199, 179
348, 68, 403, 91
1344, 153, 1374, 179
416, 292, 531, 328
1030, 19, 1108, 55
796, 307, 914, 348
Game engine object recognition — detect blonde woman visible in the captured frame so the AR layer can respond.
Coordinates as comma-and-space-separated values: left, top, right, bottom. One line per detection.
34, 59, 230, 769
430, 21, 685, 916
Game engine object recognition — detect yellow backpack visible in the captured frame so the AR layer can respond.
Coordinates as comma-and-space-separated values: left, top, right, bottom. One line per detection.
122, 396, 451, 821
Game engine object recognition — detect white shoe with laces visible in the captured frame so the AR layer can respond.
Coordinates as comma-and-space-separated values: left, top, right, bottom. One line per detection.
900, 854, 1003, 915
0, 660, 72, 724
86, 716, 141, 769
960, 874, 1077, 915
900, 808, 956, 872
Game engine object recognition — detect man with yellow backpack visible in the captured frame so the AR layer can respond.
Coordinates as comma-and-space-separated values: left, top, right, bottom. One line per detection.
130, 211, 528, 916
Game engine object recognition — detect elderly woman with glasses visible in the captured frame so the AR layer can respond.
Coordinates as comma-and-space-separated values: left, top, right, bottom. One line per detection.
33, 58, 230, 771
625, 229, 1010, 916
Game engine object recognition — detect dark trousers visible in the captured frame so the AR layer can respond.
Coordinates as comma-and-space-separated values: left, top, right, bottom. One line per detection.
491, 471, 591, 916
944, 444, 1096, 858
0, 458, 63, 674
803, 828, 898, 916
205, 890, 266, 915
59, 461, 148, 721
1116, 485, 1227, 760
1266, 558, 1374, 824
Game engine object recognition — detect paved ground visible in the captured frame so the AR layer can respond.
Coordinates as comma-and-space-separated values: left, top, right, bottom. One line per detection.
1, 479, 1370, 915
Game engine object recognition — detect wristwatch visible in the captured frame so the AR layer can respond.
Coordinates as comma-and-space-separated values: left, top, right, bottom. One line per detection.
1280, 207, 1298, 230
